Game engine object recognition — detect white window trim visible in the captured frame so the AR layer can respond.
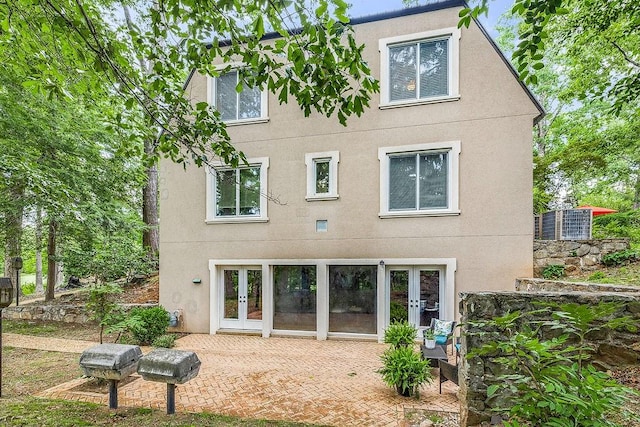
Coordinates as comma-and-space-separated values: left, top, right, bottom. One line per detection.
378, 27, 461, 108
205, 157, 269, 223
378, 141, 461, 218
207, 63, 269, 125
304, 151, 340, 201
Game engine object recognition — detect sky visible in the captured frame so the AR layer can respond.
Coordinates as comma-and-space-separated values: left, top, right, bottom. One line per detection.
346, 0, 514, 36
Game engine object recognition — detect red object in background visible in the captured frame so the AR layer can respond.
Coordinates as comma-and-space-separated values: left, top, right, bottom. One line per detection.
577, 205, 618, 216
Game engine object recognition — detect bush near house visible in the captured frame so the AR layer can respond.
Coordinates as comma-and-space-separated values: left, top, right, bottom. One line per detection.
129, 306, 170, 345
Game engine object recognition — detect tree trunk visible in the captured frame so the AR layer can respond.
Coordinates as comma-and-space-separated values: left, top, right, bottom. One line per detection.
45, 219, 58, 302
122, 4, 159, 265
3, 185, 24, 301
35, 207, 44, 294
142, 152, 159, 263
633, 174, 640, 210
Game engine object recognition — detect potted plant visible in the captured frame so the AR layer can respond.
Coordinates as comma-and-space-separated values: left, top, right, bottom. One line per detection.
383, 321, 417, 348
377, 346, 433, 397
423, 328, 436, 349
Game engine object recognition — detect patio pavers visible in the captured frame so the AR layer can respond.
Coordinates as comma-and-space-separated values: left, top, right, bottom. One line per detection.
8, 333, 459, 426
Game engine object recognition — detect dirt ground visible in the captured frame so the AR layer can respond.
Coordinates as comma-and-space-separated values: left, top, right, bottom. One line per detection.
21, 273, 159, 306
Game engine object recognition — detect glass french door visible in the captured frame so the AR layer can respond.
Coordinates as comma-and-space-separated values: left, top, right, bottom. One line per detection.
388, 267, 441, 331
220, 267, 262, 330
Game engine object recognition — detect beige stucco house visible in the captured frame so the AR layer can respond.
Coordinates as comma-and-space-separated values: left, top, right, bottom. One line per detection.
158, 1, 544, 341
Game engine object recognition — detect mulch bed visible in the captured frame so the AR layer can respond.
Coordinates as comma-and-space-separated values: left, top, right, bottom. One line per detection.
612, 366, 640, 391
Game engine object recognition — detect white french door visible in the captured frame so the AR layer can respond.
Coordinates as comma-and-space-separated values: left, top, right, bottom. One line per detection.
219, 266, 263, 330
388, 267, 443, 331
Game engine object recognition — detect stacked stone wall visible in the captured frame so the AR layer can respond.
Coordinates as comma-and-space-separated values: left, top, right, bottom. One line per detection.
1, 303, 157, 323
458, 291, 640, 426
515, 277, 640, 294
533, 238, 630, 276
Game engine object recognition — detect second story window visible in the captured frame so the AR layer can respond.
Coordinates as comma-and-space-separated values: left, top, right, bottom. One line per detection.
379, 28, 460, 107
378, 141, 460, 218
211, 70, 268, 123
305, 151, 339, 201
206, 157, 269, 223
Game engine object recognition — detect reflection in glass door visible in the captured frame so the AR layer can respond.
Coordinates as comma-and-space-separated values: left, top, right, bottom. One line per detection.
220, 267, 262, 329
388, 267, 441, 331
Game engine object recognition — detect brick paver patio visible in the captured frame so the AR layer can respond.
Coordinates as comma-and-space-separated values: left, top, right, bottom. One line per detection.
7, 333, 459, 426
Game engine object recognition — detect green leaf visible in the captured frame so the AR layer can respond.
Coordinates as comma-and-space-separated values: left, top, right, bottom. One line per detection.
487, 384, 500, 397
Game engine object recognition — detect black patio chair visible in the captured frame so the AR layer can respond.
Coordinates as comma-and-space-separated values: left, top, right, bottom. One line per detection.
437, 359, 459, 394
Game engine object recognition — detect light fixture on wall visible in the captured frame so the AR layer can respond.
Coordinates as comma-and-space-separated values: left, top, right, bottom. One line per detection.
192, 278, 202, 284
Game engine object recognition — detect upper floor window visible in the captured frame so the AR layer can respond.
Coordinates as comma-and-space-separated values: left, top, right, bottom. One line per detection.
209, 69, 268, 124
379, 28, 460, 108
378, 141, 460, 218
305, 151, 339, 201
206, 157, 269, 223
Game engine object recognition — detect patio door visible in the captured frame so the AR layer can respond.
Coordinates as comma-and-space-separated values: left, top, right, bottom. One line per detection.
220, 267, 262, 330
388, 267, 442, 331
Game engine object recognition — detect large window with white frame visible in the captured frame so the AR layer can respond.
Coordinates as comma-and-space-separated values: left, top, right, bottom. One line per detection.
206, 157, 269, 223
305, 151, 339, 200
379, 28, 460, 107
378, 141, 460, 217
209, 69, 268, 123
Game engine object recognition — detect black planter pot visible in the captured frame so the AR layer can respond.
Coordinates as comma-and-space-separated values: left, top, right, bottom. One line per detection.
396, 385, 414, 397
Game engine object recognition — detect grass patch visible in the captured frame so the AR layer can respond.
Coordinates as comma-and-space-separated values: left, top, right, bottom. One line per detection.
2, 347, 81, 396
570, 262, 640, 286
3, 319, 111, 342
0, 398, 316, 426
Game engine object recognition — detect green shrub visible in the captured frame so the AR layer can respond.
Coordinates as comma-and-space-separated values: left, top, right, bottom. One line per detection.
588, 271, 606, 281
593, 211, 640, 246
469, 303, 639, 426
383, 321, 417, 348
86, 283, 124, 344
152, 334, 176, 348
602, 249, 639, 267
129, 306, 170, 345
542, 264, 565, 279
21, 282, 36, 295
389, 301, 408, 323
377, 346, 432, 398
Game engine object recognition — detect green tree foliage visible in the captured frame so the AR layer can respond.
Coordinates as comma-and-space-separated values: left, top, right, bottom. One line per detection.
0, 67, 147, 288
481, 6, 640, 212
0, 0, 378, 168
459, 0, 639, 113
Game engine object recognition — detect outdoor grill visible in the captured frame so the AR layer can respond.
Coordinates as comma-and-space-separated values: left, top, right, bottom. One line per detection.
79, 344, 143, 409
137, 348, 201, 414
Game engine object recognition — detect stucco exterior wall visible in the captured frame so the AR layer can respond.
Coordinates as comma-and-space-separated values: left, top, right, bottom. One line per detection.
159, 5, 540, 333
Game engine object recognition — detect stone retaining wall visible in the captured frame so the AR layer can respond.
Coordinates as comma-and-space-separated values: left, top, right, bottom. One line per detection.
533, 238, 629, 276
458, 291, 640, 426
516, 277, 640, 294
1, 303, 157, 323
